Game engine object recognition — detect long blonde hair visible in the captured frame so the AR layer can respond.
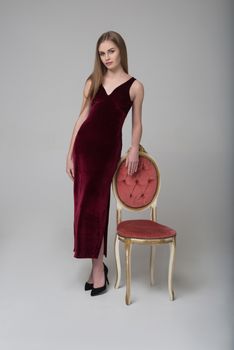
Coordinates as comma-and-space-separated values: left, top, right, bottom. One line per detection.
80, 31, 129, 115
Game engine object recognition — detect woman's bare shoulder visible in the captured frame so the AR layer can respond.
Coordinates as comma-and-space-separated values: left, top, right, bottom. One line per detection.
132, 78, 144, 91
83, 78, 92, 98
130, 78, 144, 100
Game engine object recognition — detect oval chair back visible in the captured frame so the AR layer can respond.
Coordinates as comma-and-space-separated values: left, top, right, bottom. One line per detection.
112, 145, 161, 215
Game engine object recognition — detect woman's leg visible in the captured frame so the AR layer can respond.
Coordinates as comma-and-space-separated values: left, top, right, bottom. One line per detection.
92, 238, 105, 288
87, 264, 93, 284
86, 238, 104, 285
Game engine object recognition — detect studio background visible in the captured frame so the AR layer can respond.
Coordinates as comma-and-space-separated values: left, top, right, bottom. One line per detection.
0, 0, 233, 349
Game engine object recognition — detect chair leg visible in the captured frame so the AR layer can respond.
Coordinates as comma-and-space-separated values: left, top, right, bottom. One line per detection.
150, 245, 156, 286
168, 237, 176, 301
114, 234, 121, 289
125, 240, 132, 305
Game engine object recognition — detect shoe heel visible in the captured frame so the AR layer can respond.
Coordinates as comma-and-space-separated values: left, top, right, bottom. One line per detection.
103, 263, 109, 284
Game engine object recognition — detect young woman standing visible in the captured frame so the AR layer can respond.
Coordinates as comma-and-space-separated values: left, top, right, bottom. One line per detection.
66, 30, 144, 296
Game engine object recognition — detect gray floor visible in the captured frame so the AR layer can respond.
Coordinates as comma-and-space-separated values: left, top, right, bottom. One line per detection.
0, 200, 232, 350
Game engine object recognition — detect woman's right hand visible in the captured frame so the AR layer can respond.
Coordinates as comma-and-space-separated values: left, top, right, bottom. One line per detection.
66, 155, 75, 181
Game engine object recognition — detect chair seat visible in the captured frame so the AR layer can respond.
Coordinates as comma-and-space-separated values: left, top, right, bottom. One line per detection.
117, 219, 176, 239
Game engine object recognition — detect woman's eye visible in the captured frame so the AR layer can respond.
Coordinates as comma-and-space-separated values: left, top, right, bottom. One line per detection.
99, 50, 114, 56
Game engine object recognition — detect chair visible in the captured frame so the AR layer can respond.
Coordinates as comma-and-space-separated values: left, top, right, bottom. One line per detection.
111, 144, 176, 305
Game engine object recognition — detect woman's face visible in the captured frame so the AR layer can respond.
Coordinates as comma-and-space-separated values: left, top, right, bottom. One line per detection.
98, 40, 121, 70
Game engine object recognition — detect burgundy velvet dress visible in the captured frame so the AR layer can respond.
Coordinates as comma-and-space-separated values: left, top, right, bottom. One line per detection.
72, 76, 136, 258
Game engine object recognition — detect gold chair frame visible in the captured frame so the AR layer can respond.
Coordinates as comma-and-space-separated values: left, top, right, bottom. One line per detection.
112, 145, 176, 305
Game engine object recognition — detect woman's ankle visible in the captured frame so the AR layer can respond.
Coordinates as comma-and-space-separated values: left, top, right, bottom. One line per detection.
93, 262, 104, 272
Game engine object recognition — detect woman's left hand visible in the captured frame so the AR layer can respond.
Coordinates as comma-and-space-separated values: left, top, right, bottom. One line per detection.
125, 146, 139, 175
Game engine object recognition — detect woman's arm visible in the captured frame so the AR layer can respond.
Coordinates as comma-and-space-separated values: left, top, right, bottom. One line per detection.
125, 80, 144, 175
66, 79, 92, 180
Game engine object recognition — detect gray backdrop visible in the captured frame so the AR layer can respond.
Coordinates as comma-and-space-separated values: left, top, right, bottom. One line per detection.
0, 0, 233, 349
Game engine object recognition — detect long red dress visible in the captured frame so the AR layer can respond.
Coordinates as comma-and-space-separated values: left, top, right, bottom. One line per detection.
72, 76, 136, 258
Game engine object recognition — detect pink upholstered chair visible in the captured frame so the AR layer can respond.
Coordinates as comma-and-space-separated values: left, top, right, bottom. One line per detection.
112, 145, 176, 305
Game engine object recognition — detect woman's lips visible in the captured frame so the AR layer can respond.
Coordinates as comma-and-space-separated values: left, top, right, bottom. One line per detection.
106, 62, 112, 65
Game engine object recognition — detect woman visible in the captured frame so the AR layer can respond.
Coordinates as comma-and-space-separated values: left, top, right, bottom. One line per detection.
66, 30, 144, 296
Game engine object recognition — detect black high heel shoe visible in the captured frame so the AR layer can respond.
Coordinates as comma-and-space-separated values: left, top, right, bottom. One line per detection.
84, 262, 107, 291
84, 281, 93, 291
90, 263, 109, 296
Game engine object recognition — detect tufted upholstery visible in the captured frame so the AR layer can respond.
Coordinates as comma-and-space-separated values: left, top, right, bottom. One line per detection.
116, 156, 158, 208
117, 219, 176, 239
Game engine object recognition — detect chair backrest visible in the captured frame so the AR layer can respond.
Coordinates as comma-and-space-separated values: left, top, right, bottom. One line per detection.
112, 145, 161, 212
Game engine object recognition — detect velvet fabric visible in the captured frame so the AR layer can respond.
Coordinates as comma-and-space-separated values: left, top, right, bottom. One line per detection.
117, 220, 176, 239
72, 77, 136, 258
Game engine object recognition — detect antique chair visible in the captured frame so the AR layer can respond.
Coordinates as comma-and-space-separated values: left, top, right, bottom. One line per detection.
111, 145, 176, 305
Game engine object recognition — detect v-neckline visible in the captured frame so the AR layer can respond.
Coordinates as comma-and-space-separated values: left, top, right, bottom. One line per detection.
101, 76, 133, 96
